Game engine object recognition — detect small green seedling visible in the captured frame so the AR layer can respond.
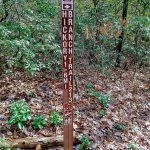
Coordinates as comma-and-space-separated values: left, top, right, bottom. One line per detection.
86, 83, 94, 94
115, 123, 127, 131
74, 111, 80, 115
28, 91, 35, 97
91, 92, 112, 110
0, 137, 13, 150
86, 83, 94, 90
0, 137, 6, 147
7, 99, 31, 129
99, 110, 107, 117
98, 94, 111, 109
78, 135, 90, 150
33, 115, 46, 129
49, 112, 62, 126
91, 91, 101, 97
128, 142, 135, 150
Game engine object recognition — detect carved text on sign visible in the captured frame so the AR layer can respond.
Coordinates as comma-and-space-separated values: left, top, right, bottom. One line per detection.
62, 0, 74, 126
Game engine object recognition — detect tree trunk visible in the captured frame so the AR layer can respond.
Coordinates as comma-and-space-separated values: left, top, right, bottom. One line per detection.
92, 0, 100, 42
89, 0, 100, 64
115, 0, 128, 67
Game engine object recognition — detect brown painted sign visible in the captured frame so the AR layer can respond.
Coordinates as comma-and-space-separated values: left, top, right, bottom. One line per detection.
61, 0, 74, 149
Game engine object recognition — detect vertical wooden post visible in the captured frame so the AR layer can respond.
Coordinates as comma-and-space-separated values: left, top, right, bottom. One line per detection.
61, 0, 74, 150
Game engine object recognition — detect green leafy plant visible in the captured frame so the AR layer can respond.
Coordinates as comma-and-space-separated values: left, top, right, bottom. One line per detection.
91, 92, 112, 110
86, 83, 94, 94
128, 142, 135, 150
7, 99, 31, 129
0, 137, 12, 150
28, 91, 36, 97
86, 83, 94, 90
99, 110, 107, 117
115, 123, 127, 131
74, 111, 80, 115
128, 141, 144, 150
49, 112, 62, 126
88, 90, 112, 118
33, 115, 46, 129
0, 1, 61, 76
0, 137, 6, 147
98, 94, 111, 110
78, 135, 90, 150
91, 91, 101, 97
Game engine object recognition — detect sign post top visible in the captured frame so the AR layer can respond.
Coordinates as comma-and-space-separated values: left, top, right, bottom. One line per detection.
62, 0, 74, 10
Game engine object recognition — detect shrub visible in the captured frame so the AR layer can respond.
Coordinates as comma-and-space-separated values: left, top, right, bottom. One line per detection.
91, 92, 112, 110
49, 112, 62, 126
78, 135, 90, 150
33, 115, 46, 129
98, 94, 110, 110
7, 99, 31, 129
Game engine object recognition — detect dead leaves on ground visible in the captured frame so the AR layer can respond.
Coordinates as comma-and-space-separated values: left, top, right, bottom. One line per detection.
0, 69, 150, 149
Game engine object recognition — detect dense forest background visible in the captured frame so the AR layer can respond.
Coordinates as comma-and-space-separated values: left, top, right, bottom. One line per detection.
0, 0, 149, 75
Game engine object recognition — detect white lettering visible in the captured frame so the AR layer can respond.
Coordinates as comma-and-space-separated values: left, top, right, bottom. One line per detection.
69, 81, 73, 87
68, 58, 72, 63
68, 34, 73, 40
69, 64, 72, 70
68, 11, 73, 17
63, 18, 67, 26
64, 84, 67, 89
64, 55, 67, 61
63, 48, 67, 54
64, 78, 68, 84
69, 69, 73, 75
69, 75, 72, 81
62, 11, 67, 18
68, 19, 73, 25
64, 61, 67, 67
63, 41, 67, 47
63, 27, 67, 33
68, 41, 73, 47
63, 34, 67, 41
68, 26, 73, 33
68, 48, 73, 54
64, 72, 67, 78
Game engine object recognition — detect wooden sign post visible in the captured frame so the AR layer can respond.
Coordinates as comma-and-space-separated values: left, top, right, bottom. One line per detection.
61, 0, 74, 150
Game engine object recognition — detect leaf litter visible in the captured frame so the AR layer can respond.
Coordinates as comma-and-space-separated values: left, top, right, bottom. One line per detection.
0, 68, 149, 150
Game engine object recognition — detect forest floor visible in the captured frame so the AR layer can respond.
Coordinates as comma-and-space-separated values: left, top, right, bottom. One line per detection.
0, 66, 150, 150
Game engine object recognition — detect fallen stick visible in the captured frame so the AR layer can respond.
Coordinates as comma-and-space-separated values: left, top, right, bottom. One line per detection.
1, 136, 79, 149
